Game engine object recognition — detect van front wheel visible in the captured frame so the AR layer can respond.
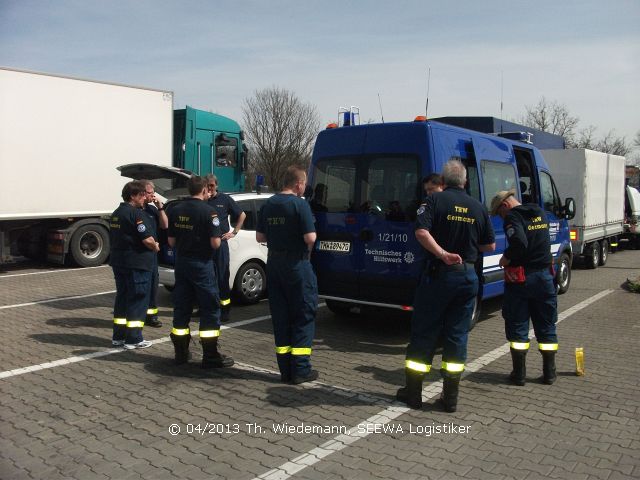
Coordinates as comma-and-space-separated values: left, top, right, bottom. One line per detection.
556, 253, 571, 294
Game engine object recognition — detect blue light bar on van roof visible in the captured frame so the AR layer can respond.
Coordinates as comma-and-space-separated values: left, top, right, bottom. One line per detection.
496, 131, 534, 144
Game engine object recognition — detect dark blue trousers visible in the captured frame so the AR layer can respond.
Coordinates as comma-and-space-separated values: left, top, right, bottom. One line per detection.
147, 255, 159, 316
406, 267, 479, 369
267, 256, 317, 379
112, 266, 152, 344
172, 256, 220, 332
503, 269, 558, 344
213, 240, 231, 304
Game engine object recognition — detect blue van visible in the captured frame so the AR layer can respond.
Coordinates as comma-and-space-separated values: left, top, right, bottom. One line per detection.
307, 117, 575, 322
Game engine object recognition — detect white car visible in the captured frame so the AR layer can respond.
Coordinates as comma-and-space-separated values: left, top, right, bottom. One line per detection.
118, 164, 272, 304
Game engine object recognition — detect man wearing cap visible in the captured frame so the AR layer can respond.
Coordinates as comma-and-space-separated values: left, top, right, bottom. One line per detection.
490, 189, 558, 386
397, 158, 495, 412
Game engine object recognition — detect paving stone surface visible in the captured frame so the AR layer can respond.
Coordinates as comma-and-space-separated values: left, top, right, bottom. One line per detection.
0, 251, 639, 479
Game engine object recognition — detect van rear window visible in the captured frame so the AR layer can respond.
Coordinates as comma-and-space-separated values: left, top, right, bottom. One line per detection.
310, 155, 420, 221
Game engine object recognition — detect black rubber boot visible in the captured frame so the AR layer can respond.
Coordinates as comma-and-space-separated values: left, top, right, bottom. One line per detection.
291, 369, 319, 385
396, 368, 424, 409
440, 372, 461, 413
220, 304, 231, 323
146, 314, 162, 328
540, 350, 557, 385
170, 333, 191, 365
201, 337, 234, 368
509, 348, 527, 386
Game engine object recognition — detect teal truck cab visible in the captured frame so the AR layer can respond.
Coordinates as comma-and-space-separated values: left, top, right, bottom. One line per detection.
173, 106, 247, 192
306, 115, 575, 321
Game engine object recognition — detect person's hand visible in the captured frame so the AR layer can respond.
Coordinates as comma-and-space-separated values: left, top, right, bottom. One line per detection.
499, 255, 510, 268
441, 251, 462, 265
221, 231, 236, 241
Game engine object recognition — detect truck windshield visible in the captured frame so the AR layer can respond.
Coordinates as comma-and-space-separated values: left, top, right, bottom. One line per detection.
311, 154, 420, 221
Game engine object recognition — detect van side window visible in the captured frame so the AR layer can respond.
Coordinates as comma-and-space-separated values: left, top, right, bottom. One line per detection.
481, 160, 517, 212
539, 171, 561, 214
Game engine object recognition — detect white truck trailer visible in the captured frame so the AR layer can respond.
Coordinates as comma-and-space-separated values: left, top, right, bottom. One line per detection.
542, 148, 626, 269
0, 67, 173, 266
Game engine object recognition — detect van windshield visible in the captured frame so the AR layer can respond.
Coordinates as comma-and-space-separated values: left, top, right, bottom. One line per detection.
310, 154, 420, 222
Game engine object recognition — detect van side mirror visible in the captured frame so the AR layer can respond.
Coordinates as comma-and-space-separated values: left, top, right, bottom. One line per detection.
563, 198, 576, 220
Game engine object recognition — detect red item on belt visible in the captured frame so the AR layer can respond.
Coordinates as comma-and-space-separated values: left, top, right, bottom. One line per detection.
504, 265, 526, 284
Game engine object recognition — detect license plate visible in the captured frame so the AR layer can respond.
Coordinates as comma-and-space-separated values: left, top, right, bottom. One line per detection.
318, 240, 351, 253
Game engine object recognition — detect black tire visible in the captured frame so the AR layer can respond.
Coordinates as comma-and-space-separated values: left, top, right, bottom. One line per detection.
556, 253, 571, 294
325, 299, 353, 316
585, 241, 599, 269
69, 224, 110, 267
598, 239, 608, 266
469, 295, 481, 330
163, 285, 174, 292
233, 261, 266, 304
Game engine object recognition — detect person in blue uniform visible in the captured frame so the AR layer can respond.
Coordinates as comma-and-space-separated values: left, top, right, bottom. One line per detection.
109, 180, 160, 350
205, 174, 246, 322
397, 159, 495, 412
422, 173, 444, 199
256, 166, 318, 384
490, 190, 559, 386
167, 175, 233, 368
142, 180, 168, 328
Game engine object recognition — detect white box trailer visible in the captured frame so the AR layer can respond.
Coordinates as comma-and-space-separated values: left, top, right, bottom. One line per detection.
0, 67, 173, 266
542, 148, 625, 268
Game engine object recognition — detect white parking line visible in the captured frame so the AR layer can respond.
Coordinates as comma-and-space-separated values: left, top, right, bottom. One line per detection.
0, 290, 116, 310
254, 289, 614, 480
0, 265, 108, 279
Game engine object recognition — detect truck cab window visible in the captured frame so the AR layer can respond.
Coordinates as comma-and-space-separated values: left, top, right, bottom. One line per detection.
215, 137, 237, 168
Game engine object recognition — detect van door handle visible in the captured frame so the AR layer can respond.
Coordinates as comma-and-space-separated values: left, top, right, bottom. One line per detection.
360, 228, 374, 242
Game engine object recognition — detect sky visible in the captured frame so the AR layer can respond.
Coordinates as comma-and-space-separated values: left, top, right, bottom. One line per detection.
1, 0, 639, 144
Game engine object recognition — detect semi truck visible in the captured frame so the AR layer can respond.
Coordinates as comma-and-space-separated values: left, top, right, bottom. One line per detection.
542, 148, 626, 268
0, 67, 247, 267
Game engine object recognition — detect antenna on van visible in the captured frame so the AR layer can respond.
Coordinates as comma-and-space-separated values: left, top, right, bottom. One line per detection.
377, 93, 385, 123
500, 71, 504, 134
425, 67, 431, 118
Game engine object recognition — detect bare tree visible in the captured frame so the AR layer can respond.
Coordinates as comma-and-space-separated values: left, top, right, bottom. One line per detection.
523, 96, 580, 141
634, 131, 640, 149
242, 86, 321, 190
568, 126, 631, 156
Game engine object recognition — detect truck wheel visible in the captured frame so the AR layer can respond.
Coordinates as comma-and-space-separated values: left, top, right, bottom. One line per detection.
556, 253, 571, 294
585, 241, 599, 269
598, 240, 608, 266
69, 224, 110, 267
233, 261, 265, 304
